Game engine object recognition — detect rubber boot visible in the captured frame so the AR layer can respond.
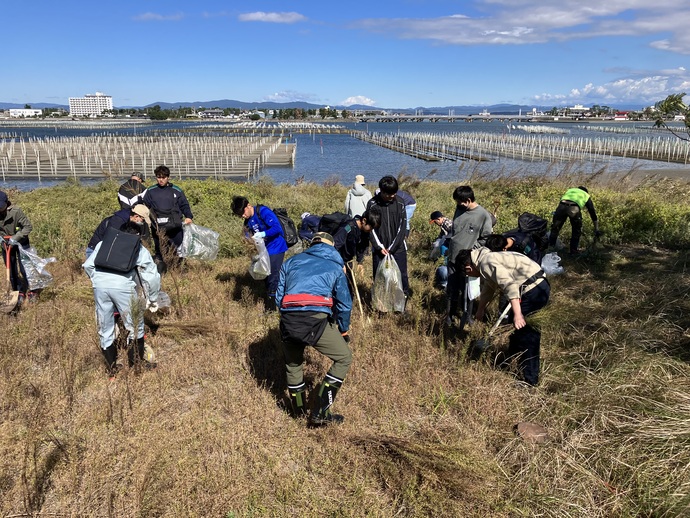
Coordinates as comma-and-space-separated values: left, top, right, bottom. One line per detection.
288, 382, 307, 418
309, 374, 344, 427
101, 345, 119, 377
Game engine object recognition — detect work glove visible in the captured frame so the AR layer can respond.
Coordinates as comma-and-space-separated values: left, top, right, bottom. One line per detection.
146, 300, 159, 313
8, 237, 18, 246
254, 231, 266, 239
341, 331, 350, 343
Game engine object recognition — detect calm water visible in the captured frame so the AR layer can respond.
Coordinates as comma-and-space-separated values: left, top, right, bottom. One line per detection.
1, 120, 687, 191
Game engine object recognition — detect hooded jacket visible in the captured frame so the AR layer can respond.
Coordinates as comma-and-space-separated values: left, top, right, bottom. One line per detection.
276, 243, 352, 331
470, 247, 544, 304
0, 205, 32, 246
344, 183, 373, 218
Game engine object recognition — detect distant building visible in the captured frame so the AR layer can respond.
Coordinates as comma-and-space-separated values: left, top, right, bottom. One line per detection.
199, 109, 224, 119
9, 109, 42, 118
69, 92, 113, 117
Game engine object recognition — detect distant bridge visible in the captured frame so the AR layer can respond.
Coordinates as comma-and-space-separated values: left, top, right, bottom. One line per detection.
356, 114, 535, 123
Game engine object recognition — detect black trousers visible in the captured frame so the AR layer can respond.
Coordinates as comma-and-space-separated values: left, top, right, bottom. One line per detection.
372, 248, 409, 295
549, 202, 582, 253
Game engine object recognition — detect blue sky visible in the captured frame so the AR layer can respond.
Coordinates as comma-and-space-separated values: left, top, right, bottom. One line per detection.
3, 0, 689, 109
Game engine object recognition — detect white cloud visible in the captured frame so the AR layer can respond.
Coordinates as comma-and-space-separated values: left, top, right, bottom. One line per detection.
239, 12, 307, 24
341, 96, 377, 106
352, 1, 690, 53
133, 12, 185, 22
532, 69, 690, 105
262, 91, 321, 103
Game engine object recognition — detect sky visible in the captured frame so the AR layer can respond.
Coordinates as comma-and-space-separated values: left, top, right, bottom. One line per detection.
2, 0, 690, 110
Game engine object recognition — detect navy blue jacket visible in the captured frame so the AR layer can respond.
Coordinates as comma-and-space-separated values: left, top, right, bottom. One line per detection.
87, 209, 131, 249
276, 243, 352, 331
143, 183, 193, 227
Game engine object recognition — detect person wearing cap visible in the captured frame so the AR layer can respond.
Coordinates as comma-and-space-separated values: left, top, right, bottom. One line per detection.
231, 195, 288, 310
118, 172, 146, 210
0, 190, 33, 302
344, 174, 373, 218
86, 204, 152, 259
548, 186, 601, 255
430, 210, 453, 240
456, 244, 550, 386
83, 224, 160, 378
143, 165, 193, 272
276, 231, 353, 426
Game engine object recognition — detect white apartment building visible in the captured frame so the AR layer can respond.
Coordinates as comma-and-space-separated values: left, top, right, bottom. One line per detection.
68, 92, 113, 116
9, 109, 43, 118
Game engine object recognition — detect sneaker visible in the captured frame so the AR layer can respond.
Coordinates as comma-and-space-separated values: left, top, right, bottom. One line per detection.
308, 413, 345, 427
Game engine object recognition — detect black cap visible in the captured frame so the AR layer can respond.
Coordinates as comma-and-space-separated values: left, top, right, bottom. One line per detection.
429, 210, 444, 222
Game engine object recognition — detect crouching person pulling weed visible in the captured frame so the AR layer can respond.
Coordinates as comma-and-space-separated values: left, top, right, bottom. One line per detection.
276, 232, 353, 427
83, 226, 161, 378
457, 244, 550, 386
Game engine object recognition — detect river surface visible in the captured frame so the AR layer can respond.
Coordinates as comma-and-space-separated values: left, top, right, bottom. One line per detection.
1, 119, 687, 191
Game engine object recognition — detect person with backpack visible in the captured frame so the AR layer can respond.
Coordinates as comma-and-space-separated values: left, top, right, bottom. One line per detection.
85, 204, 151, 259
276, 231, 352, 426
118, 172, 146, 210
446, 186, 494, 328
344, 175, 372, 218
548, 186, 601, 255
143, 165, 193, 272
456, 245, 550, 386
231, 196, 288, 310
319, 209, 381, 269
83, 226, 161, 377
491, 213, 549, 264
366, 176, 410, 297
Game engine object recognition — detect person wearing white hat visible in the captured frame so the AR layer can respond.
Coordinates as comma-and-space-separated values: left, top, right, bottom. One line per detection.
344, 174, 372, 218
85, 204, 152, 259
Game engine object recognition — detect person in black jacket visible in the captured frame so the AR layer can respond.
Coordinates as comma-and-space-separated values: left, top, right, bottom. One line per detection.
85, 205, 151, 258
143, 165, 193, 271
330, 209, 381, 273
366, 176, 410, 296
118, 172, 146, 210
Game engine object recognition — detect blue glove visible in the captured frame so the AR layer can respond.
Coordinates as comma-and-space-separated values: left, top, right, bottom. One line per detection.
254, 231, 266, 239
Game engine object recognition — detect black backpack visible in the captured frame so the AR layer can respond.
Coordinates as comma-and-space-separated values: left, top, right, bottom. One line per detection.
318, 212, 352, 237
517, 212, 548, 252
256, 205, 299, 248
94, 226, 142, 273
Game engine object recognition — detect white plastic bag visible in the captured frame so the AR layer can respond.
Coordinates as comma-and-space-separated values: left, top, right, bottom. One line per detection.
18, 246, 56, 290
249, 236, 271, 280
541, 252, 564, 276
180, 223, 220, 261
372, 255, 406, 313
467, 276, 481, 300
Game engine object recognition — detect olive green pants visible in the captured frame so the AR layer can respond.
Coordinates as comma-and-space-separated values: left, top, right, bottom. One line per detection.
282, 313, 353, 386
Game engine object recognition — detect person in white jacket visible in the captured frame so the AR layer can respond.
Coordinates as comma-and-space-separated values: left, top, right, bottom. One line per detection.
83, 238, 160, 376
344, 175, 373, 217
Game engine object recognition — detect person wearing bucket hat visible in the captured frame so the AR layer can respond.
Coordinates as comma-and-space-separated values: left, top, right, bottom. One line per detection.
344, 174, 372, 218
0, 190, 33, 304
276, 230, 353, 427
86, 204, 152, 259
456, 244, 550, 386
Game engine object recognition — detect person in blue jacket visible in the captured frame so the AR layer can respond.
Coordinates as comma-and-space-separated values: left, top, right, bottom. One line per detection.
232, 196, 288, 309
83, 233, 161, 377
143, 165, 193, 271
276, 232, 353, 427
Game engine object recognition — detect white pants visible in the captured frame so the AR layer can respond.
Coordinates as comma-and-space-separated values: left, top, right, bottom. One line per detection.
94, 287, 144, 350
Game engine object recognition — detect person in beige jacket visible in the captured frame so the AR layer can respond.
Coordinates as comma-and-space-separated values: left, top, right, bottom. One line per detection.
456, 243, 550, 386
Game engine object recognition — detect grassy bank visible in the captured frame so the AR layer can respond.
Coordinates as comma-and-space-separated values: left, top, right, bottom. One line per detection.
1, 173, 690, 516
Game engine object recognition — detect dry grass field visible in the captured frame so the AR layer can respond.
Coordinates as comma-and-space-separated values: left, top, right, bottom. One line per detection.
1, 171, 690, 517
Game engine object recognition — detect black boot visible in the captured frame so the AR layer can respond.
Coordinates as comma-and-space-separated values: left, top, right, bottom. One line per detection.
309, 374, 345, 427
288, 382, 307, 418
101, 345, 119, 377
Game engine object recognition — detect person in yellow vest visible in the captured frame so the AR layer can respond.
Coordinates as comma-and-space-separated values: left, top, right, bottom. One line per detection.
548, 186, 601, 255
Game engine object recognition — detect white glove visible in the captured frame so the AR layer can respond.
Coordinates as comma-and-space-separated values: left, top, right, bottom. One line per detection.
254, 231, 266, 239
146, 300, 159, 313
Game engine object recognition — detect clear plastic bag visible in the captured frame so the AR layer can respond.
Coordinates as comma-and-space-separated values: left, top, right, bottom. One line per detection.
429, 238, 443, 260
541, 252, 564, 276
372, 255, 406, 313
18, 246, 56, 290
180, 223, 220, 261
249, 236, 271, 280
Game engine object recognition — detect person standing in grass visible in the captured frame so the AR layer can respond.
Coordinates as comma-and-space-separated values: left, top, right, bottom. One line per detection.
231, 195, 287, 310
85, 204, 151, 259
276, 232, 353, 427
457, 245, 550, 386
0, 190, 33, 304
344, 174, 372, 218
366, 175, 410, 297
446, 186, 493, 328
143, 165, 193, 272
548, 186, 601, 255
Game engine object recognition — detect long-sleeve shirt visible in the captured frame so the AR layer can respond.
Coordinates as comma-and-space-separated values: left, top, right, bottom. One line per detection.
0, 205, 32, 246
366, 194, 407, 254
448, 204, 493, 264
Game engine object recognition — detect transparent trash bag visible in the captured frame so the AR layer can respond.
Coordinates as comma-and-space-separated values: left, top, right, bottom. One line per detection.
467, 276, 481, 300
249, 236, 271, 280
541, 252, 564, 276
180, 223, 220, 261
372, 254, 406, 313
429, 238, 443, 260
18, 246, 57, 290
